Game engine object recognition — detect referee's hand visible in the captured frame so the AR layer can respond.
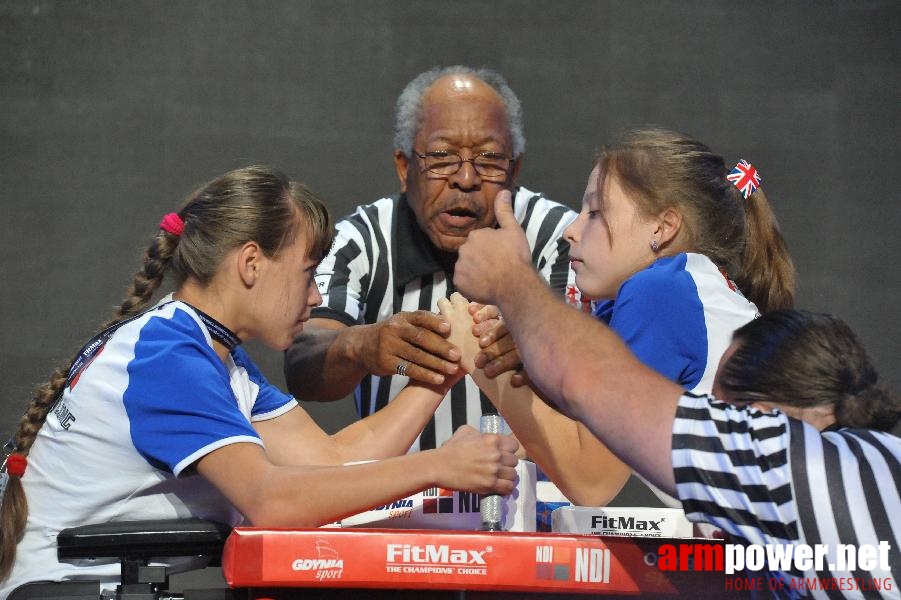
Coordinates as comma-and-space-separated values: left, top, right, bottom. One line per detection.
361, 310, 462, 385
469, 303, 524, 381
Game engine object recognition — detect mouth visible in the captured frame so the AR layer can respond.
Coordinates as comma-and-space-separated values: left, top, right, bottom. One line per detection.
438, 206, 481, 230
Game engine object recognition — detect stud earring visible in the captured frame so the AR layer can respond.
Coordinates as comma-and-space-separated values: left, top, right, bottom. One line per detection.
650, 239, 659, 252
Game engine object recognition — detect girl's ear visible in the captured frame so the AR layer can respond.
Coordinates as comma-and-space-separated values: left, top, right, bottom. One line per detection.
653, 207, 683, 249
236, 241, 262, 288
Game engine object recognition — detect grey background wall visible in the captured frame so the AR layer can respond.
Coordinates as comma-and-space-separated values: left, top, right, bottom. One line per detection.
2, 1, 900, 442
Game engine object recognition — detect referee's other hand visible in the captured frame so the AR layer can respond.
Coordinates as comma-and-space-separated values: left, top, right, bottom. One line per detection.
361, 310, 462, 385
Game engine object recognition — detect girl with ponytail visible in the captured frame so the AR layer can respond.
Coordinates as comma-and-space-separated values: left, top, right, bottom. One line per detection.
0, 165, 518, 597
440, 162, 900, 592
464, 127, 796, 507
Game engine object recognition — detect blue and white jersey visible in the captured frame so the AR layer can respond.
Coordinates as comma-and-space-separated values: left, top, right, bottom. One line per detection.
593, 252, 759, 394
2, 297, 296, 598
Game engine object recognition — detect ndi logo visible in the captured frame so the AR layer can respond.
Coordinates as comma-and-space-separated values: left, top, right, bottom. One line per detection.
575, 548, 612, 583
421, 488, 481, 514
535, 545, 611, 584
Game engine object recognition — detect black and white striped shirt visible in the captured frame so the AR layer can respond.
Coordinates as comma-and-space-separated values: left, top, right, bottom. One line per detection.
312, 187, 579, 451
673, 394, 901, 599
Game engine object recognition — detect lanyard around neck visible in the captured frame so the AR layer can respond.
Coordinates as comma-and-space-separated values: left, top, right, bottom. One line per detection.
182, 304, 242, 351
65, 300, 242, 389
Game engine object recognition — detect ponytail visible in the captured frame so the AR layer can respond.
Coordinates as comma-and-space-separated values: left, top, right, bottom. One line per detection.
734, 187, 796, 312
598, 128, 796, 314
834, 385, 901, 431
0, 367, 66, 581
0, 232, 175, 582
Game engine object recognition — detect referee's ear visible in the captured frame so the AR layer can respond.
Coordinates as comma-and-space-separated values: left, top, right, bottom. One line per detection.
394, 150, 411, 193
509, 156, 523, 184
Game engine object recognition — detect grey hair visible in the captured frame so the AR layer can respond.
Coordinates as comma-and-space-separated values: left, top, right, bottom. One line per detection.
393, 65, 526, 157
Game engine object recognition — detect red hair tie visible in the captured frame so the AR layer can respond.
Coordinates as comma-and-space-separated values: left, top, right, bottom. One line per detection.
5, 453, 27, 478
159, 213, 185, 237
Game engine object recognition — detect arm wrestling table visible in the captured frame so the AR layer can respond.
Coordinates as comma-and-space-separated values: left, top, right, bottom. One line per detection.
222, 527, 744, 599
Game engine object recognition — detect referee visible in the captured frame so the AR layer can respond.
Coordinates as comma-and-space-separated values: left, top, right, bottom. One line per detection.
285, 65, 581, 451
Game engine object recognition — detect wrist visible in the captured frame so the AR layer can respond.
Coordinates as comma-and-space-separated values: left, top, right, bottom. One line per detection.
416, 448, 442, 489
494, 262, 540, 312
340, 323, 372, 366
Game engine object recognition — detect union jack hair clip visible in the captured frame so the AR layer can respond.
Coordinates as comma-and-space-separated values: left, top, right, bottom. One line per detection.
727, 159, 762, 199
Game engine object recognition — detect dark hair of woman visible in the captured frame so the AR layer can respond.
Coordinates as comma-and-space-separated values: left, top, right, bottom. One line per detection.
716, 309, 901, 431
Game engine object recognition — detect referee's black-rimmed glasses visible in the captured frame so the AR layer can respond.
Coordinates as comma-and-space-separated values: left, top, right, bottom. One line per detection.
413, 149, 514, 179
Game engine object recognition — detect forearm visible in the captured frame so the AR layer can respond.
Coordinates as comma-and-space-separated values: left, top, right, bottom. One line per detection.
331, 382, 448, 460
284, 322, 370, 401
239, 452, 442, 528
494, 266, 683, 494
470, 367, 630, 506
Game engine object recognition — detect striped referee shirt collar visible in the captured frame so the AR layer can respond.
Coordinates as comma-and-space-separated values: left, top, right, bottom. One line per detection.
395, 194, 452, 287
393, 188, 522, 288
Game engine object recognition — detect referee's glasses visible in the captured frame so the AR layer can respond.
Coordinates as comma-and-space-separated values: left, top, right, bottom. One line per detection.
413, 149, 514, 180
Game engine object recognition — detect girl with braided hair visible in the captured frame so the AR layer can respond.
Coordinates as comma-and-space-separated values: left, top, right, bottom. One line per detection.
0, 165, 518, 597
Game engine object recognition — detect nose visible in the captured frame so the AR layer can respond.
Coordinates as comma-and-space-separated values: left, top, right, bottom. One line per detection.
447, 157, 482, 191
309, 281, 324, 308
564, 211, 586, 243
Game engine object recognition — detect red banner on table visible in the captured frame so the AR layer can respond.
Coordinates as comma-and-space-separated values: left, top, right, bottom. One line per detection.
223, 528, 688, 594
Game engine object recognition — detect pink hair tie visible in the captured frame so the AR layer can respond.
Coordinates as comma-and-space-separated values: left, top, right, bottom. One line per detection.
4, 453, 27, 478
159, 212, 185, 237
